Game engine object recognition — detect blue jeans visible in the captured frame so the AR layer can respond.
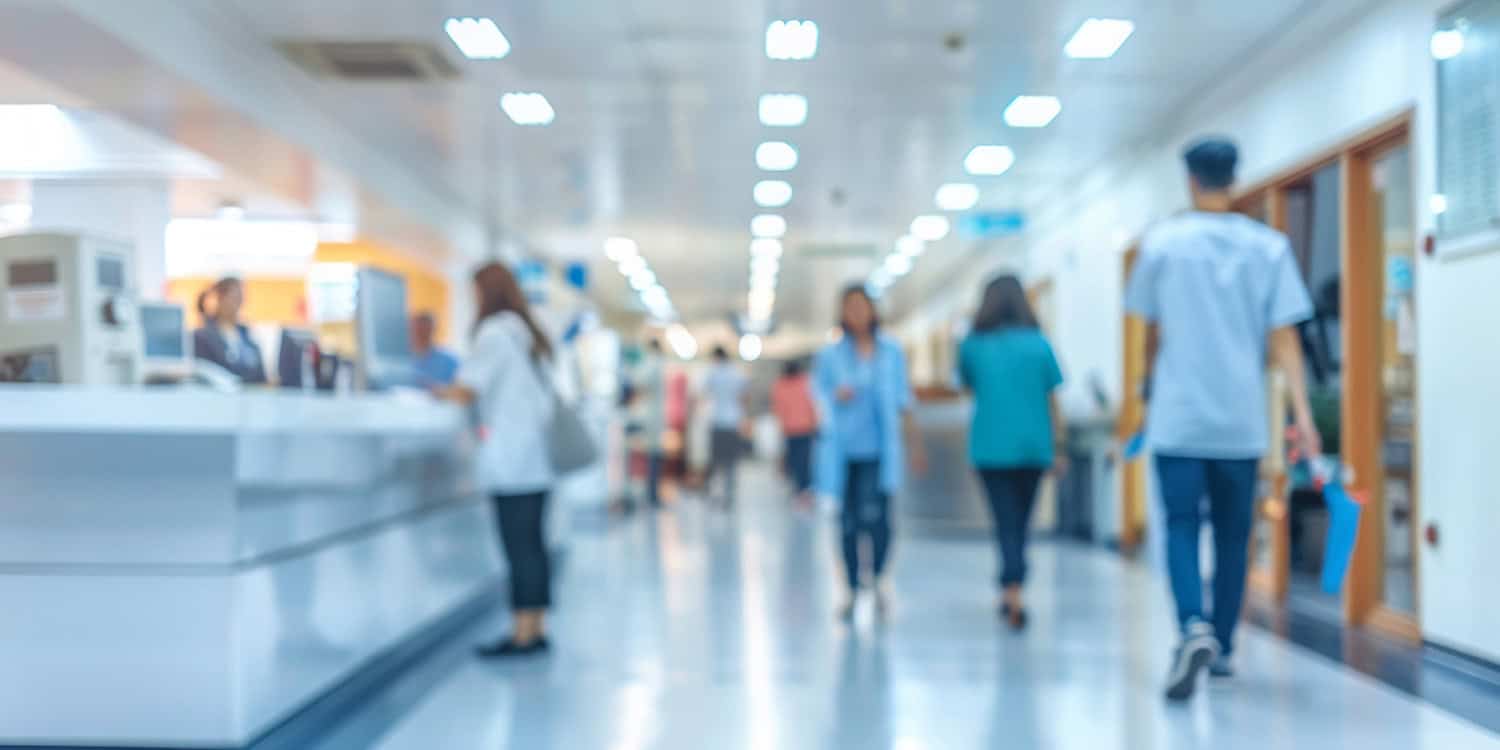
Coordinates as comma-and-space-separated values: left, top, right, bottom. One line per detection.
784, 434, 814, 492
840, 460, 891, 589
1155, 455, 1258, 655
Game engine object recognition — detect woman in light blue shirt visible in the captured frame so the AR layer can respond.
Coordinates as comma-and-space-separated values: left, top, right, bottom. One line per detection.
959, 275, 1066, 631
813, 285, 927, 621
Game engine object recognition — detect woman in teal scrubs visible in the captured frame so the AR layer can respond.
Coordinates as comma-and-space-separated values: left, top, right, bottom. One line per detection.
959, 275, 1066, 630
813, 285, 927, 621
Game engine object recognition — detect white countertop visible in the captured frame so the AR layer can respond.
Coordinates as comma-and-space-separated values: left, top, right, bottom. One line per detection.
0, 385, 466, 435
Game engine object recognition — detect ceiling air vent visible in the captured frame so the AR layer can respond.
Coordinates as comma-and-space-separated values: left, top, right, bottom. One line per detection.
280, 41, 460, 81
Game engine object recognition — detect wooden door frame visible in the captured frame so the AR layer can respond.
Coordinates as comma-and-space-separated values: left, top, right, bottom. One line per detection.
1118, 248, 1147, 553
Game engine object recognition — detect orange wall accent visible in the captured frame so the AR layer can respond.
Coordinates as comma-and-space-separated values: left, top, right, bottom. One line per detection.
315, 241, 452, 345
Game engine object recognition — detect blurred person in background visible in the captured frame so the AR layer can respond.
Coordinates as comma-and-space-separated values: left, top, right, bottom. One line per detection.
699, 345, 750, 508
193, 277, 267, 385
633, 339, 669, 509
771, 359, 819, 510
434, 262, 557, 659
959, 275, 1066, 632
814, 285, 927, 622
410, 311, 459, 387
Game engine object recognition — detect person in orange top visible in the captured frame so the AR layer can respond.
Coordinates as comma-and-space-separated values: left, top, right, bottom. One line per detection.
771, 360, 819, 506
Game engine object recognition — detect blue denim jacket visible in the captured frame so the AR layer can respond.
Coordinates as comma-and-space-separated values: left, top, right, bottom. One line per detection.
812, 335, 912, 499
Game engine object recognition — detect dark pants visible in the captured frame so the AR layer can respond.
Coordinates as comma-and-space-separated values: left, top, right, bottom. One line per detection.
1155, 455, 1258, 654
978, 468, 1045, 587
784, 434, 814, 493
840, 460, 892, 589
647, 451, 664, 507
493, 492, 551, 610
708, 428, 742, 504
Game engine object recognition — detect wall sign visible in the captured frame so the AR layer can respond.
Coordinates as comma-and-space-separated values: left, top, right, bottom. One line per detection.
1436, 0, 1500, 258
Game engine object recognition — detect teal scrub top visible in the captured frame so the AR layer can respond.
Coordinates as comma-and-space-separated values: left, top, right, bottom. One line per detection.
959, 328, 1063, 469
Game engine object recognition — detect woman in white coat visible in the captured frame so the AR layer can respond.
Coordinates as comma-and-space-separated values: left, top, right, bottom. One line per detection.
437, 262, 556, 658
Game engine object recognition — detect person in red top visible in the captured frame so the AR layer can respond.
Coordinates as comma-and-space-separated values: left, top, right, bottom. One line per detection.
771, 360, 819, 506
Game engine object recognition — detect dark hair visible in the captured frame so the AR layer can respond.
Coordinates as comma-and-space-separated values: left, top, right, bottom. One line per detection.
972, 275, 1038, 332
648, 339, 663, 353
783, 360, 804, 377
196, 277, 242, 321
1183, 137, 1239, 191
473, 262, 553, 360
838, 283, 880, 335
712, 345, 729, 361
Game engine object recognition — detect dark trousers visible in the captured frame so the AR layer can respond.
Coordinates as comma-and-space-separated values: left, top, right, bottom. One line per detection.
493, 492, 551, 610
784, 434, 814, 492
1155, 455, 1258, 654
840, 460, 892, 589
978, 468, 1045, 587
708, 428, 742, 504
646, 451, 664, 507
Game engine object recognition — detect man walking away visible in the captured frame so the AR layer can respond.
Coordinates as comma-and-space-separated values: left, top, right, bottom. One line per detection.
700, 346, 749, 507
1125, 137, 1322, 701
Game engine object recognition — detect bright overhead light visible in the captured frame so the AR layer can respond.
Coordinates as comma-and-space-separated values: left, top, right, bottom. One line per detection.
618, 255, 647, 276
667, 324, 698, 359
766, 19, 818, 60
1065, 18, 1136, 59
965, 145, 1016, 176
759, 94, 808, 127
1431, 194, 1449, 215
629, 269, 657, 291
1004, 96, 1062, 128
642, 285, 669, 303
215, 202, 246, 221
750, 238, 783, 259
445, 17, 512, 60
869, 267, 892, 286
884, 253, 913, 277
751, 214, 787, 238
604, 236, 638, 262
0, 202, 32, 225
754, 180, 793, 208
910, 215, 951, 242
1431, 29, 1465, 60
500, 92, 555, 126
739, 334, 764, 362
750, 256, 780, 276
756, 141, 799, 171
896, 235, 924, 258
935, 183, 980, 211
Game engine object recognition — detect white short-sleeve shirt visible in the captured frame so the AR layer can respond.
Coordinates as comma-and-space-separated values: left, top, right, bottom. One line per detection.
457, 312, 555, 494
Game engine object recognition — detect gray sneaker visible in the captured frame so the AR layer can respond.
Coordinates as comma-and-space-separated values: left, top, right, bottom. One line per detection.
1165, 619, 1221, 701
1209, 652, 1235, 678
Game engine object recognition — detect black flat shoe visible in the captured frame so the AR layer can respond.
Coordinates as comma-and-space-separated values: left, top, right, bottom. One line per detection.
1007, 607, 1029, 632
476, 636, 550, 659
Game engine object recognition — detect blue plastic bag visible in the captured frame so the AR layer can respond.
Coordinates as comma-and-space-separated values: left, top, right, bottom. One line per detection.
1321, 482, 1365, 595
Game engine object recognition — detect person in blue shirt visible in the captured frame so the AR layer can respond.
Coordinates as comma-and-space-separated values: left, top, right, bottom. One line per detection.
410, 312, 460, 387
959, 275, 1066, 632
813, 284, 927, 622
1126, 137, 1321, 701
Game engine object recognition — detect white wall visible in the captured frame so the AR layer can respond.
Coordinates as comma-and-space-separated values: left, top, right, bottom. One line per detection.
902, 0, 1500, 662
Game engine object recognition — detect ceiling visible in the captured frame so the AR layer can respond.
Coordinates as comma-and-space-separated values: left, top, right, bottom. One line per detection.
0, 0, 1330, 330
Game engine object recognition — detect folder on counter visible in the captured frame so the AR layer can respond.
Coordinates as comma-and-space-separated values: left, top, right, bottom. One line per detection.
1321, 482, 1366, 595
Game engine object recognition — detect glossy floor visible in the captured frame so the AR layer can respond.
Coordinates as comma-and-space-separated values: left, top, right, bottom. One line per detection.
309, 469, 1500, 750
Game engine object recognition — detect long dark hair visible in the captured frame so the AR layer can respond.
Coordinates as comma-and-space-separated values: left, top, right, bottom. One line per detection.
972, 275, 1038, 332
838, 283, 880, 336
196, 277, 241, 323
473, 262, 553, 360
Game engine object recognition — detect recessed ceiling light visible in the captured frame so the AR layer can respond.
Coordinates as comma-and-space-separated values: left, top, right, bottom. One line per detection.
445, 17, 512, 60
1431, 194, 1450, 215
500, 92, 555, 126
911, 215, 951, 242
766, 20, 818, 60
896, 235, 924, 258
884, 253, 913, 277
1004, 96, 1062, 128
965, 145, 1016, 176
935, 183, 980, 211
751, 214, 787, 238
604, 236, 638, 262
751, 255, 781, 275
751, 238, 784, 259
756, 141, 798, 171
1065, 18, 1135, 59
754, 180, 793, 208
629, 268, 657, 291
739, 334, 763, 362
0, 202, 32, 225
618, 255, 647, 276
759, 94, 808, 127
1431, 29, 1465, 60
667, 324, 697, 359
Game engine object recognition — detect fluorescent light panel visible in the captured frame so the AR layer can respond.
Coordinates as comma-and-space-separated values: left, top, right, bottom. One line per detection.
896, 235, 924, 258
750, 238, 783, 258
751, 214, 787, 238
445, 17, 512, 60
1431, 29, 1465, 60
759, 94, 808, 127
754, 180, 793, 208
739, 334, 763, 362
756, 141, 798, 171
884, 253, 913, 276
935, 183, 980, 211
500, 92, 555, 126
911, 215, 951, 242
1004, 96, 1061, 128
766, 19, 818, 60
1064, 18, 1135, 59
605, 237, 638, 262
965, 145, 1015, 176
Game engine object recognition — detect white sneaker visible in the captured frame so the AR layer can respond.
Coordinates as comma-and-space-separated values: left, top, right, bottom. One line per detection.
1165, 619, 1221, 701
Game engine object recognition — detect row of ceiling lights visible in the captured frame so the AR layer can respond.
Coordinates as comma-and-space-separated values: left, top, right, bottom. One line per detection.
867, 17, 1136, 297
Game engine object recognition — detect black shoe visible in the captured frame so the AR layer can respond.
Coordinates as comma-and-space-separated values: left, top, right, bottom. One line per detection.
1006, 607, 1028, 632
476, 636, 550, 659
1164, 620, 1220, 701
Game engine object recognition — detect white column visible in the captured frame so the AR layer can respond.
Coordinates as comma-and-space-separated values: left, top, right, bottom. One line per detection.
28, 180, 171, 300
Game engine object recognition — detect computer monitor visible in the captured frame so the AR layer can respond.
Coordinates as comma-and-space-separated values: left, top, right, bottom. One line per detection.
277, 327, 318, 389
140, 302, 190, 370
355, 267, 414, 390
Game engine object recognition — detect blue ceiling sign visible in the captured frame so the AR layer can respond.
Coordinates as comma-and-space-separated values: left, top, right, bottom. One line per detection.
960, 212, 1026, 239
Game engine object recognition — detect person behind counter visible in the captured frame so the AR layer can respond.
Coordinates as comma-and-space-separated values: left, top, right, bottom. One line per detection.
192, 277, 267, 384
433, 262, 556, 659
813, 284, 926, 623
410, 312, 460, 387
958, 275, 1066, 632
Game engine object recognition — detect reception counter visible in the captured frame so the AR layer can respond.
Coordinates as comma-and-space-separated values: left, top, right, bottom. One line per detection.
0, 387, 503, 748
